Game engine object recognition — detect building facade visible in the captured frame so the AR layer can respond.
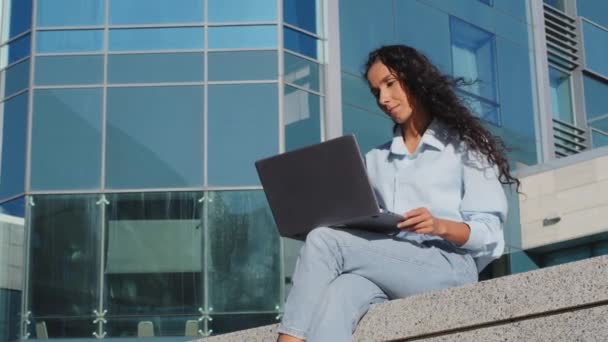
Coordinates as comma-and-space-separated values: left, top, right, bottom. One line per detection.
0, 0, 606, 341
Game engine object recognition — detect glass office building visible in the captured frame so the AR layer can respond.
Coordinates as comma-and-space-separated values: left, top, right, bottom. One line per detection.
0, 0, 606, 340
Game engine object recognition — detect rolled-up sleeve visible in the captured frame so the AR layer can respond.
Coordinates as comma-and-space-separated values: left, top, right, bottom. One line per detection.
459, 153, 508, 270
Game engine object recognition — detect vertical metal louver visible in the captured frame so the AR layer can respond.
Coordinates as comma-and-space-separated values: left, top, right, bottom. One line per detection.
544, 4, 580, 71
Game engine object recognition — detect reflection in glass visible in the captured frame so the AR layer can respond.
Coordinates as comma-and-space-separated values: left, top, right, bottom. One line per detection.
104, 192, 203, 337
37, 0, 104, 27
28, 194, 101, 338
35, 55, 103, 85
109, 0, 203, 25
450, 16, 497, 102
592, 129, 608, 148
208, 191, 281, 312
106, 86, 204, 189
210, 313, 278, 335
208, 25, 276, 49
549, 67, 573, 123
108, 53, 204, 84
0, 0, 32, 43
0, 93, 27, 201
284, 85, 321, 151
1, 59, 29, 99
31, 88, 102, 190
36, 30, 103, 53
207, 83, 278, 186
208, 0, 276, 22
583, 75, 608, 120
0, 197, 25, 342
0, 33, 30, 69
582, 21, 608, 77
284, 27, 318, 60
284, 52, 322, 92
284, 0, 319, 34
109, 27, 204, 52
208, 50, 276, 81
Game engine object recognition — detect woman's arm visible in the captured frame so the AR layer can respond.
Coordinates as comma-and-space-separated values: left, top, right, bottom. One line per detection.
397, 208, 471, 246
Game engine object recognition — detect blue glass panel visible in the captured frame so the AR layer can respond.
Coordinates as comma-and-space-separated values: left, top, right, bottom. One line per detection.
544, 0, 565, 11
35, 55, 103, 85
209, 0, 276, 22
284, 0, 317, 33
479, 0, 493, 5
208, 84, 278, 186
339, 0, 396, 74
549, 67, 573, 123
341, 72, 378, 114
582, 21, 608, 78
109, 0, 203, 25
1, 33, 31, 69
36, 30, 103, 53
109, 27, 204, 51
208, 50, 277, 81
583, 75, 608, 120
459, 91, 501, 126
0, 93, 27, 200
284, 86, 321, 151
589, 118, 608, 132
208, 25, 276, 49
394, 1, 451, 73
577, 0, 608, 29
106, 86, 204, 189
285, 52, 321, 92
37, 0, 104, 27
342, 104, 392, 155
284, 27, 318, 60
592, 130, 608, 148
1, 0, 32, 41
0, 197, 25, 217
31, 88, 102, 190
450, 16, 497, 102
108, 53, 204, 83
1, 59, 29, 99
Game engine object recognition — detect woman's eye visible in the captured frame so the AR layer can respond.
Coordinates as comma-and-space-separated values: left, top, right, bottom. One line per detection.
387, 80, 395, 87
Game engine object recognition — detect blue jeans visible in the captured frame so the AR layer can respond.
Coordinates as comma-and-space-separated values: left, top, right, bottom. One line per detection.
278, 227, 478, 341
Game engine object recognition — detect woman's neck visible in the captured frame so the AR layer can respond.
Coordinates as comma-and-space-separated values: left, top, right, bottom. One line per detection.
400, 113, 432, 154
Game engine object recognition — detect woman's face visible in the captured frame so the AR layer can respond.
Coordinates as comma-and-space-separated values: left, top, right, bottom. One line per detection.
366, 61, 414, 124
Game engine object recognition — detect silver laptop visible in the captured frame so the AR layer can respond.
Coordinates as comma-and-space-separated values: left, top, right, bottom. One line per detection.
255, 135, 402, 240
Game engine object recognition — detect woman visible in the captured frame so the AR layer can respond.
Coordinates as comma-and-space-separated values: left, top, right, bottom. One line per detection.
277, 45, 519, 342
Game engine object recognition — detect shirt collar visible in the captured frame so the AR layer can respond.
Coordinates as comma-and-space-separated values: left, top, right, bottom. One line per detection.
389, 118, 448, 156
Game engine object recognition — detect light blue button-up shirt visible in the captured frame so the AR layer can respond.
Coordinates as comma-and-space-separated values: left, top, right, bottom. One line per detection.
365, 119, 508, 272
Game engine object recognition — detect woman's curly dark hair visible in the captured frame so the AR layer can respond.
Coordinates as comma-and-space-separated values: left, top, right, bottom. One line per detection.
364, 45, 520, 190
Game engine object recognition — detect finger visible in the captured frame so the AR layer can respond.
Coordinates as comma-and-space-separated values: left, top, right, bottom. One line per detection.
405, 207, 429, 218
397, 214, 430, 229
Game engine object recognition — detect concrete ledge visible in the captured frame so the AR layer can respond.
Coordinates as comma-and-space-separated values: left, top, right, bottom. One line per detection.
198, 255, 608, 341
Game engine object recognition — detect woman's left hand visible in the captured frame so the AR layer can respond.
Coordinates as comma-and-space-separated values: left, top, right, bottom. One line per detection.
397, 207, 446, 236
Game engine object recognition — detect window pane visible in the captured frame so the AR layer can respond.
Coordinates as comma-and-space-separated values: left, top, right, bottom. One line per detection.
208, 84, 278, 186
36, 30, 103, 53
109, 0, 203, 25
207, 191, 281, 312
592, 129, 608, 148
284, 52, 321, 91
210, 313, 278, 335
582, 21, 608, 78
35, 55, 103, 85
583, 75, 608, 120
108, 53, 204, 84
342, 104, 392, 155
31, 88, 102, 190
284, 86, 321, 151
104, 192, 203, 337
577, 0, 608, 29
450, 16, 497, 102
208, 0, 276, 22
0, 0, 32, 42
459, 91, 501, 126
1, 59, 29, 99
106, 86, 204, 189
208, 25, 276, 49
549, 67, 574, 123
284, 27, 318, 60
0, 33, 31, 69
0, 198, 25, 342
109, 27, 204, 52
28, 194, 101, 338
208, 50, 276, 81
589, 118, 608, 132
0, 93, 27, 201
284, 0, 319, 34
37, 0, 104, 27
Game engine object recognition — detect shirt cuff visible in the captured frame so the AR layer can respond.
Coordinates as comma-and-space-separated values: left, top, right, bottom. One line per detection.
461, 220, 487, 251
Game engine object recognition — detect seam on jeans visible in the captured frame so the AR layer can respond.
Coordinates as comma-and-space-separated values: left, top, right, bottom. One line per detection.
351, 291, 387, 333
